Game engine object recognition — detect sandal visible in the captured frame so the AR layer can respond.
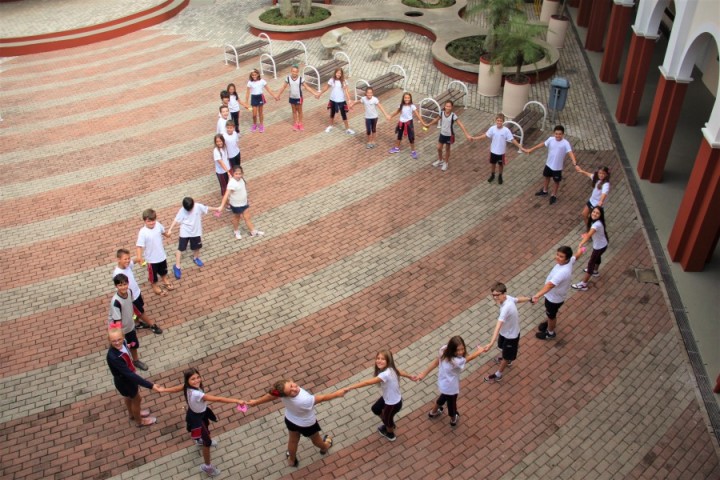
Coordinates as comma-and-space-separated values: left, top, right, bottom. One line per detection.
136, 416, 157, 427
140, 409, 150, 417
319, 435, 333, 455
151, 285, 167, 297
285, 451, 299, 467
163, 283, 175, 291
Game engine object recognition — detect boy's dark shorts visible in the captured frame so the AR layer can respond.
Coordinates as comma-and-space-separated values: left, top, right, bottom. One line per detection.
115, 379, 139, 398
230, 205, 249, 215
250, 94, 265, 107
289, 97, 302, 105
490, 152, 505, 165
544, 298, 564, 319
229, 152, 241, 168
438, 134, 453, 145
178, 236, 202, 252
125, 328, 140, 349
497, 334, 519, 361
543, 165, 563, 182
147, 260, 168, 283
132, 294, 145, 315
284, 418, 321, 437
365, 117, 378, 135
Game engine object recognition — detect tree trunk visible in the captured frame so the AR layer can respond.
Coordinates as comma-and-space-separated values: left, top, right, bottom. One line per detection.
299, 0, 312, 17
279, 0, 294, 18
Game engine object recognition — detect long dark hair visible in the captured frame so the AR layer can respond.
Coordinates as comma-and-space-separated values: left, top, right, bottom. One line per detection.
396, 92, 413, 113
183, 368, 203, 403
441, 336, 467, 361
592, 166, 610, 189
587, 206, 609, 244
374, 350, 400, 377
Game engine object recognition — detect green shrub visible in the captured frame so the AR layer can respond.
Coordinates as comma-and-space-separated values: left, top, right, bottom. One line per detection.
402, 0, 456, 8
259, 7, 331, 25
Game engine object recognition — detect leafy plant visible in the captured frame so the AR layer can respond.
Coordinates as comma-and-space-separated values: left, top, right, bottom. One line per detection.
467, 0, 524, 52
487, 13, 548, 81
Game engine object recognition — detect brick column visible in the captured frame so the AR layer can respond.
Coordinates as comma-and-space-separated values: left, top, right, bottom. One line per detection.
637, 74, 688, 182
667, 138, 720, 271
585, 0, 613, 51
568, 0, 580, 7
615, 32, 655, 125
577, 0, 592, 27
599, 2, 635, 83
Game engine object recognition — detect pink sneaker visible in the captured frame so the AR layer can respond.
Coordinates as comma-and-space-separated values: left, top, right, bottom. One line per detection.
292, 123, 300, 131
258, 125, 265, 133
299, 123, 305, 131
250, 124, 257, 133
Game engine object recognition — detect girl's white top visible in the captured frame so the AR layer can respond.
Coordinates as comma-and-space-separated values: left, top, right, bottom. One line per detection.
437, 345, 466, 395
399, 104, 416, 123
282, 387, 317, 426
377, 368, 402, 405
328, 79, 346, 102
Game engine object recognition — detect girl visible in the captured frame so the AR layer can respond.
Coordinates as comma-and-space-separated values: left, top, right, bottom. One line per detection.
218, 166, 264, 239
572, 206, 609, 290
388, 92, 425, 159
423, 100, 472, 171
226, 83, 248, 133
576, 165, 610, 224
161, 368, 245, 478
359, 86, 390, 149
417, 336, 483, 426
246, 379, 344, 467
212, 134, 231, 198
343, 350, 415, 441
245, 69, 275, 133
318, 68, 355, 135
273, 65, 320, 131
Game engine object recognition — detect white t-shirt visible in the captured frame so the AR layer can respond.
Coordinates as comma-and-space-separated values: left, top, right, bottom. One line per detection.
399, 104, 416, 123
498, 295, 520, 339
213, 146, 230, 174
174, 204, 209, 238
437, 345, 466, 395
591, 220, 608, 250
440, 112, 458, 137
248, 79, 267, 95
361, 96, 379, 119
282, 387, 317, 427
228, 93, 240, 113
227, 177, 248, 207
327, 79, 346, 102
486, 125, 514, 155
186, 388, 208, 414
223, 131, 240, 158
216, 116, 229, 135
286, 76, 303, 99
544, 137, 573, 171
588, 180, 610, 206
136, 222, 166, 263
544, 256, 576, 303
113, 261, 140, 299
377, 369, 402, 405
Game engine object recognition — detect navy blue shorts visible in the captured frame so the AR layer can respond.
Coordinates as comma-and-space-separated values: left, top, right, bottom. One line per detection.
178, 236, 202, 252
289, 97, 302, 105
251, 94, 265, 106
125, 329, 140, 350
489, 152, 505, 164
132, 294, 145, 315
543, 165, 563, 182
497, 334, 519, 361
365, 117, 378, 135
231, 205, 249, 215
284, 418, 321, 437
438, 134, 453, 145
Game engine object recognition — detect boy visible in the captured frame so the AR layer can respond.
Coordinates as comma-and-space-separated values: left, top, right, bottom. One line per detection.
167, 197, 220, 279
216, 105, 230, 135
480, 282, 532, 382
135, 208, 174, 296
524, 125, 578, 204
473, 113, 522, 184
223, 120, 241, 168
113, 248, 163, 334
109, 274, 148, 370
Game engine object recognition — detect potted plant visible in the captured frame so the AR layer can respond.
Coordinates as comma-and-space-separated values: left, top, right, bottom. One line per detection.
540, 0, 560, 23
547, 0, 570, 48
489, 14, 549, 117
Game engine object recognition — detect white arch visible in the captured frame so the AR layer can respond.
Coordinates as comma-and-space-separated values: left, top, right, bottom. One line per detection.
633, 0, 668, 38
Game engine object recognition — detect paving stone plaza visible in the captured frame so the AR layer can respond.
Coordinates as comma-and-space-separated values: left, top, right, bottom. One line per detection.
0, 0, 718, 479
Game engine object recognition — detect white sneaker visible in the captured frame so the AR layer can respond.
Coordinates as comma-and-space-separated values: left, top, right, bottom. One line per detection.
571, 282, 588, 291
441, 161, 448, 171
200, 464, 220, 477
325, 126, 333, 133
250, 230, 264, 237
234, 231, 242, 240
432, 159, 442, 167
346, 128, 355, 135
195, 439, 218, 447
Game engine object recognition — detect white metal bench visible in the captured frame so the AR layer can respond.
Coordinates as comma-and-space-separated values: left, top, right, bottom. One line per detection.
224, 33, 271, 69
354, 64, 407, 101
259, 40, 308, 79
303, 51, 351, 92
369, 30, 406, 63
419, 81, 470, 124
503, 101, 548, 149
320, 27, 352, 59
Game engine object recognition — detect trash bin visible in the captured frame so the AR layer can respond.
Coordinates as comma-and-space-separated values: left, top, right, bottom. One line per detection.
548, 77, 570, 111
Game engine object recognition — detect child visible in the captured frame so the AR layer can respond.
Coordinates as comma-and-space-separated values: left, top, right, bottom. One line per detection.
359, 87, 390, 149
246, 379, 343, 467
417, 336, 483, 426
106, 328, 162, 426
388, 92, 424, 159
480, 283, 532, 383
108, 274, 148, 371
161, 368, 245, 477
342, 350, 415, 441
216, 105, 230, 135
167, 197, 220, 279
212, 134, 231, 198
473, 113, 522, 183
113, 248, 163, 335
245, 69, 275, 133
218, 166, 264, 239
318, 68, 355, 135
223, 121, 241, 168
273, 65, 319, 131
135, 208, 174, 296
523, 125, 578, 205
226, 83, 248, 133
424, 100, 472, 171
576, 165, 610, 223
572, 206, 609, 290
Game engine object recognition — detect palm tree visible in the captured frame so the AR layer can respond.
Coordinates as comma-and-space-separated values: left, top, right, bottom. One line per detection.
488, 13, 548, 82
470, 0, 524, 52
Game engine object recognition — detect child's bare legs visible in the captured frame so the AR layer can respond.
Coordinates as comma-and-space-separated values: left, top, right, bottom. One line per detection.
581, 204, 591, 223
258, 106, 264, 126
436, 143, 444, 162
174, 250, 182, 270
310, 432, 333, 453
551, 179, 560, 196
497, 358, 509, 374
231, 213, 241, 232
443, 144, 451, 164
286, 431, 301, 465
540, 176, 551, 193
160, 274, 173, 290
201, 446, 211, 466
342, 118, 350, 130
192, 248, 201, 262
240, 210, 256, 232
295, 105, 303, 125
130, 347, 140, 362
126, 392, 143, 425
